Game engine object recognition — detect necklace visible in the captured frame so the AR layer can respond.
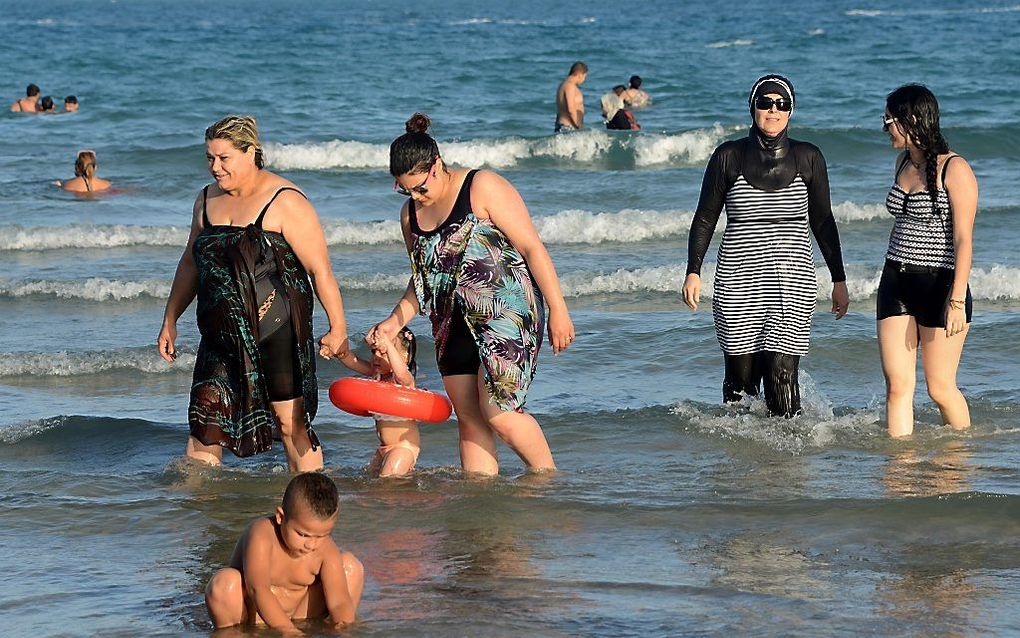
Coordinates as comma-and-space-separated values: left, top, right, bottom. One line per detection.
909, 156, 925, 170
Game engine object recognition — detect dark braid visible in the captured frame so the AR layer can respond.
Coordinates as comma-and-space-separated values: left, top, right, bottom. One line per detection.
886, 84, 950, 204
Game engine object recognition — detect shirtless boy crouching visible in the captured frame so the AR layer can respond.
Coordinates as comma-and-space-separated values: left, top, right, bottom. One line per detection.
205, 473, 364, 634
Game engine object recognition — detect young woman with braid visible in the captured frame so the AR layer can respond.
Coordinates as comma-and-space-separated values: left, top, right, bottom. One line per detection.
878, 84, 978, 437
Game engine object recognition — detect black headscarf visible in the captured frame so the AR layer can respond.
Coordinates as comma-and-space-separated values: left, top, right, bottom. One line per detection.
744, 74, 796, 188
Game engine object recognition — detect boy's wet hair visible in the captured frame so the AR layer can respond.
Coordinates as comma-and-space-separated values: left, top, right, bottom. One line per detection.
27, 84, 40, 97
282, 472, 339, 519
40, 96, 54, 111
65, 95, 78, 104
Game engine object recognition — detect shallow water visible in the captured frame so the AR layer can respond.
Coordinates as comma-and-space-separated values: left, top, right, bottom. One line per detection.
2, 0, 1020, 636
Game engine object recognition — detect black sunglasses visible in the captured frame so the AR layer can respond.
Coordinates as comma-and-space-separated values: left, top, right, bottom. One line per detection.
754, 96, 792, 112
393, 161, 436, 197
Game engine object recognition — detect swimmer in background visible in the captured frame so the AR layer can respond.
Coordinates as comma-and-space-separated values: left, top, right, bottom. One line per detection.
337, 328, 422, 478
602, 85, 640, 130
205, 472, 364, 635
555, 61, 587, 132
64, 95, 78, 112
624, 75, 650, 109
38, 95, 57, 113
54, 150, 112, 193
10, 83, 40, 112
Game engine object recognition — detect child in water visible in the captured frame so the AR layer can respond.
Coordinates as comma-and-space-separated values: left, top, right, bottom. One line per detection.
339, 328, 422, 477
205, 472, 364, 634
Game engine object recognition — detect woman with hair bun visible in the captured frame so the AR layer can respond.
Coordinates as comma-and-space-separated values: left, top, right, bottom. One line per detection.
55, 150, 111, 193
158, 115, 352, 471
370, 112, 574, 476
878, 84, 978, 437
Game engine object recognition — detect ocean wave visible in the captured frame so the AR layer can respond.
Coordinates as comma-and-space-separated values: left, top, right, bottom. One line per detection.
707, 39, 754, 48
264, 126, 735, 171
846, 5, 1020, 16
0, 347, 195, 378
0, 277, 170, 300
0, 202, 886, 251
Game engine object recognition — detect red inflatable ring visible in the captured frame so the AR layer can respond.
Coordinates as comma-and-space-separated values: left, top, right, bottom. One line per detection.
329, 378, 453, 423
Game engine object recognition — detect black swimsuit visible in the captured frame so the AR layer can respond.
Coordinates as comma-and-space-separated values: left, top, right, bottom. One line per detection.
202, 187, 302, 401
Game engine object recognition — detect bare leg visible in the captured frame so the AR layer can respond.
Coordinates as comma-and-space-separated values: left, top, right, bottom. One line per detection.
378, 447, 418, 478
271, 398, 323, 473
477, 372, 556, 471
443, 374, 499, 476
205, 568, 247, 629
186, 435, 223, 466
919, 324, 971, 430
878, 315, 920, 437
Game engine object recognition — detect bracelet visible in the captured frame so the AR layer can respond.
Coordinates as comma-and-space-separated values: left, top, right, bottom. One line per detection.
948, 299, 966, 310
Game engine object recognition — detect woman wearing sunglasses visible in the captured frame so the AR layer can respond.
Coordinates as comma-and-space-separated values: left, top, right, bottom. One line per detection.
877, 84, 978, 437
682, 75, 849, 417
370, 112, 574, 476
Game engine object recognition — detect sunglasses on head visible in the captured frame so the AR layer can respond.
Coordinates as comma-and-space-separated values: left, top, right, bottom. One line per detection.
754, 96, 792, 112
393, 160, 437, 197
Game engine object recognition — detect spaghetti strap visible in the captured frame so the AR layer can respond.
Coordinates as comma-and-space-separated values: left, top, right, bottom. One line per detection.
255, 187, 306, 228
894, 153, 911, 179
939, 154, 958, 190
201, 185, 210, 227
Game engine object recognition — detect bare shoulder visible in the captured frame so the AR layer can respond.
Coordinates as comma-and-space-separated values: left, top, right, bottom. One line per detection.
472, 169, 512, 194
943, 153, 976, 188
314, 537, 343, 571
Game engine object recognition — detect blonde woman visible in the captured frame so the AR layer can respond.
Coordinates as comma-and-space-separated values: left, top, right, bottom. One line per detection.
158, 115, 351, 472
55, 151, 111, 193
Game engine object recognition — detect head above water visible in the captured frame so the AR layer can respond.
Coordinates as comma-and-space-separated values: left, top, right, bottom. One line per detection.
27, 84, 40, 97
64, 95, 78, 112
628, 75, 642, 89
613, 85, 627, 95
389, 112, 441, 179
74, 150, 97, 179
205, 115, 264, 169
885, 84, 949, 202
281, 472, 339, 520
39, 96, 55, 111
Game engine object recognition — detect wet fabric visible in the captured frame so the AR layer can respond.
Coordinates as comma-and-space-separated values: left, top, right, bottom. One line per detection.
723, 351, 802, 417
408, 170, 545, 412
188, 186, 318, 457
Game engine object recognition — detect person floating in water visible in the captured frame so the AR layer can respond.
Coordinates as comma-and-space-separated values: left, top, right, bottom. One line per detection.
624, 75, 650, 109
54, 150, 111, 193
38, 96, 57, 113
601, 85, 640, 130
64, 95, 78, 112
10, 83, 40, 112
555, 61, 587, 132
205, 472, 364, 633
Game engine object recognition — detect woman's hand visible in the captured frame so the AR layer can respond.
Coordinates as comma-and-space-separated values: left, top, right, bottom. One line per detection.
157, 321, 178, 363
682, 273, 701, 310
945, 302, 967, 338
318, 329, 350, 361
367, 315, 402, 349
548, 307, 575, 354
831, 281, 850, 320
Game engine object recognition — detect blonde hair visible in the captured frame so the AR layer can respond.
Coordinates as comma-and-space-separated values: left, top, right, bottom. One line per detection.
74, 150, 97, 180
205, 115, 265, 169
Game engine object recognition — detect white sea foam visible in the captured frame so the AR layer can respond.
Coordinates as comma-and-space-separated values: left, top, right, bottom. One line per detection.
0, 224, 189, 251
808, 28, 826, 36
535, 209, 696, 244
707, 39, 754, 48
0, 277, 170, 300
0, 348, 196, 377
831, 201, 887, 222
264, 126, 728, 171
845, 9, 884, 16
846, 5, 1020, 17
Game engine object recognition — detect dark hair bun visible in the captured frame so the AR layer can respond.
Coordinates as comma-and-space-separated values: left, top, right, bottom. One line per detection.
406, 112, 431, 135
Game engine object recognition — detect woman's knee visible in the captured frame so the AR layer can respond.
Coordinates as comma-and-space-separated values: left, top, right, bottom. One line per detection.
883, 371, 915, 397
925, 376, 959, 405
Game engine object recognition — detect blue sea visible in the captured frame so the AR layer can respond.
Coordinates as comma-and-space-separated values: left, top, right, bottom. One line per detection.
2, 1, 1020, 636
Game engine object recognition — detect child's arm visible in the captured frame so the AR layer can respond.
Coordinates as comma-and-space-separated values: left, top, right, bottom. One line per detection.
243, 520, 303, 635
376, 337, 415, 387
319, 544, 357, 625
336, 349, 375, 377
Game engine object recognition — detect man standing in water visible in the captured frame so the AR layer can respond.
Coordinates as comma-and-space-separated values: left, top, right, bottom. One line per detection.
10, 84, 40, 112
555, 61, 587, 132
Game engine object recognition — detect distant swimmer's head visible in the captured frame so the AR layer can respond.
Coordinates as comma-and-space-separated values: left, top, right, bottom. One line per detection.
277, 473, 339, 555
629, 75, 642, 90
64, 95, 78, 112
39, 96, 55, 112
27, 84, 40, 97
390, 112, 448, 204
204, 115, 264, 190
885, 84, 949, 201
569, 61, 588, 83
74, 150, 97, 180
749, 74, 794, 138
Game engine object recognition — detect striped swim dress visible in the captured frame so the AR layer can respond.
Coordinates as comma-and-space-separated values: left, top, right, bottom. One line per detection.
712, 175, 817, 356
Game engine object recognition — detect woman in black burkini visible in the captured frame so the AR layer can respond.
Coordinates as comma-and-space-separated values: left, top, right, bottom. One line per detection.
682, 75, 850, 417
